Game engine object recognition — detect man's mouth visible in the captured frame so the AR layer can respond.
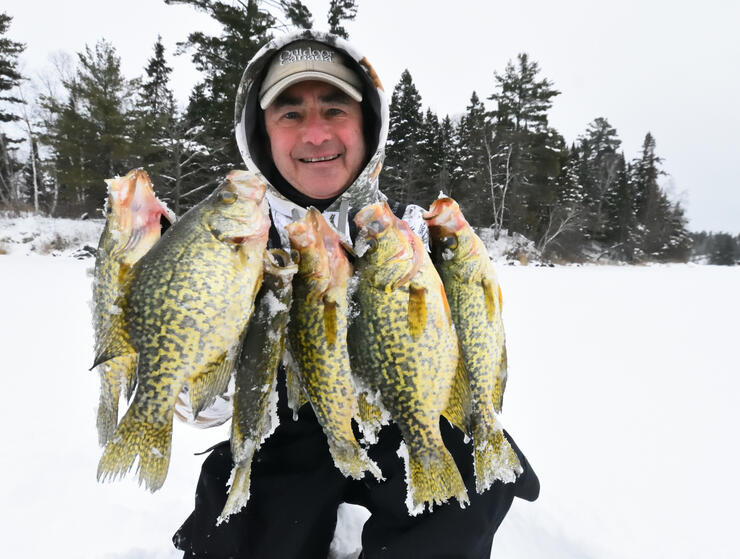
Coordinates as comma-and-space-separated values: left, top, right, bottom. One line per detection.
299, 154, 341, 163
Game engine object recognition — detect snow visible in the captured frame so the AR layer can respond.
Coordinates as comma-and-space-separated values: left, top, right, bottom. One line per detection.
1, 215, 738, 558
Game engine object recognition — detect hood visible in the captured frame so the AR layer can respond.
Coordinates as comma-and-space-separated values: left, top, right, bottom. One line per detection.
234, 30, 389, 246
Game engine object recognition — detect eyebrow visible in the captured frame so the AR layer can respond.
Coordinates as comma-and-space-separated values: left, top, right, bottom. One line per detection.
271, 89, 353, 109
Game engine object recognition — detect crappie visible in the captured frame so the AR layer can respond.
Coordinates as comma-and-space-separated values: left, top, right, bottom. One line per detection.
92, 169, 172, 446
424, 197, 522, 492
286, 208, 382, 482
96, 170, 270, 491
349, 201, 468, 515
219, 248, 297, 523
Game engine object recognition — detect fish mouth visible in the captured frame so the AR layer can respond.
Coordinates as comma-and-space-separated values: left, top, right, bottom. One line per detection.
298, 154, 341, 163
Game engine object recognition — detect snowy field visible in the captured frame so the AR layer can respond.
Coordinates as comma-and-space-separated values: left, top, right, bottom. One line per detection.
1, 220, 738, 558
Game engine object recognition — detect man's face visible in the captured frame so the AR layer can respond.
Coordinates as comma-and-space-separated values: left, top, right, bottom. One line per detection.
264, 80, 366, 199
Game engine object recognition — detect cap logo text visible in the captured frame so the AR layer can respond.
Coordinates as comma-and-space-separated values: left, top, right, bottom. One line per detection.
280, 47, 334, 65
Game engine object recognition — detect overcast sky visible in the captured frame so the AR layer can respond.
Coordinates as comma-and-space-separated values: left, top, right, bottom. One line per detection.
4, 0, 739, 233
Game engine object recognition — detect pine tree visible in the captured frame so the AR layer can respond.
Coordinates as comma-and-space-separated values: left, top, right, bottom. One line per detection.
383, 69, 423, 205
131, 37, 179, 197
602, 154, 637, 260
327, 0, 357, 39
488, 53, 561, 237
576, 117, 622, 241
413, 108, 443, 209
454, 91, 492, 227
630, 132, 690, 261
437, 114, 458, 196
0, 12, 26, 209
41, 40, 136, 215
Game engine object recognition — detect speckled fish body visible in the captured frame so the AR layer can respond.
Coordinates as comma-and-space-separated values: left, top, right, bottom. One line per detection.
219, 248, 298, 523
424, 197, 522, 492
96, 170, 270, 491
92, 169, 172, 446
286, 208, 382, 482
349, 201, 468, 515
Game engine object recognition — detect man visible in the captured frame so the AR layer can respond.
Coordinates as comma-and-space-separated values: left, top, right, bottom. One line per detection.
173, 30, 539, 559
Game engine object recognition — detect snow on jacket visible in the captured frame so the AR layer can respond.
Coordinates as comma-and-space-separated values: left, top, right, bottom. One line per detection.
175, 30, 428, 427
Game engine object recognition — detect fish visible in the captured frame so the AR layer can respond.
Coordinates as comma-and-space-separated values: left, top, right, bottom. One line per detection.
92, 169, 172, 446
219, 248, 298, 523
95, 169, 270, 491
285, 208, 382, 482
424, 197, 522, 492
348, 201, 469, 515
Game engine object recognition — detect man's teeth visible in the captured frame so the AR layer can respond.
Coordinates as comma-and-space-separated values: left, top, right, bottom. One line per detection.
300, 155, 340, 163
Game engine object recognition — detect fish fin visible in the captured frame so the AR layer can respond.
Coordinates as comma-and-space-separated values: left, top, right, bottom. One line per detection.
189, 350, 237, 419
492, 345, 508, 414
408, 284, 427, 339
442, 358, 472, 435
95, 354, 137, 446
472, 425, 522, 494
482, 277, 497, 322
284, 363, 308, 419
97, 404, 173, 492
92, 329, 133, 369
218, 460, 254, 525
323, 294, 338, 346
328, 440, 384, 482
403, 445, 469, 516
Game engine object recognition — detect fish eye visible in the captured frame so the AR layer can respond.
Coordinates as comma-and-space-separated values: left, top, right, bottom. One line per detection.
366, 237, 379, 253
441, 236, 458, 250
219, 190, 237, 204
290, 249, 301, 265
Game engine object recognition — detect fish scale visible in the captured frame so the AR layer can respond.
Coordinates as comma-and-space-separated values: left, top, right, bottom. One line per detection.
96, 170, 268, 492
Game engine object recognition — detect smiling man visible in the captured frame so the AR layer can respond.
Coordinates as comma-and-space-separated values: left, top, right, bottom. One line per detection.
173, 31, 539, 559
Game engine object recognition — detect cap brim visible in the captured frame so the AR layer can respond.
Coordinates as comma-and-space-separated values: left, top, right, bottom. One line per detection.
260, 71, 363, 110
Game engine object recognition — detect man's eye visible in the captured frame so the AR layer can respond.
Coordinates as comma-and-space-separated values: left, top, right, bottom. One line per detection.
326, 108, 344, 117
282, 111, 300, 120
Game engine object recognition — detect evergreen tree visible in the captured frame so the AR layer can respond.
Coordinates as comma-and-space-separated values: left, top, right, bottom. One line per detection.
437, 114, 458, 196
602, 154, 637, 260
131, 37, 179, 198
0, 12, 26, 209
383, 69, 423, 205
414, 107, 443, 208
41, 40, 136, 215
454, 91, 492, 227
707, 233, 738, 265
576, 117, 622, 241
327, 0, 357, 39
488, 53, 561, 237
630, 132, 690, 261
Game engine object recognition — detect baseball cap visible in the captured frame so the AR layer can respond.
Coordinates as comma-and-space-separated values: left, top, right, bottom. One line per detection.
259, 41, 364, 110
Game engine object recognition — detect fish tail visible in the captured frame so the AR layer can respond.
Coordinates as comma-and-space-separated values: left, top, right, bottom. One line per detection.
329, 439, 384, 481
97, 403, 173, 492
472, 424, 522, 494
404, 445, 469, 515
218, 461, 254, 525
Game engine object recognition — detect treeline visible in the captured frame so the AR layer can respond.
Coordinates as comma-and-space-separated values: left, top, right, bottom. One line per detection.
382, 62, 693, 263
690, 232, 740, 266
0, 3, 729, 264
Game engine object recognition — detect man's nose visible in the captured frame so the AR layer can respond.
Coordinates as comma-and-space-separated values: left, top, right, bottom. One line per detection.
301, 113, 332, 145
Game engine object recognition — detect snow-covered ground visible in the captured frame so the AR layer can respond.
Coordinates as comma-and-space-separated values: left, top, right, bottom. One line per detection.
1, 217, 737, 558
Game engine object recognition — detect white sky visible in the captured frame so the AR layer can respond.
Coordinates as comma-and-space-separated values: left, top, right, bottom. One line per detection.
4, 0, 739, 233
